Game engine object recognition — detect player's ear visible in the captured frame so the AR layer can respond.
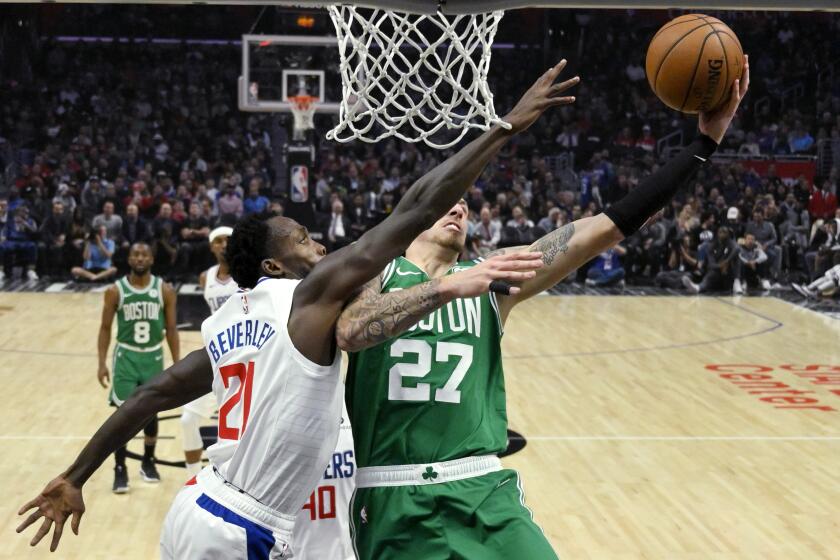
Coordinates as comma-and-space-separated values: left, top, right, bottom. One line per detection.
260, 257, 286, 278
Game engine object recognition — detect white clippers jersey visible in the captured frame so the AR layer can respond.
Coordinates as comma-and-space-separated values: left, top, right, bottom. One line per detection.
293, 403, 355, 560
200, 277, 343, 516
204, 264, 239, 313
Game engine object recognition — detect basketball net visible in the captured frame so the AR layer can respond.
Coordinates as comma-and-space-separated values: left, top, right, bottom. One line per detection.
288, 94, 317, 141
326, 6, 509, 149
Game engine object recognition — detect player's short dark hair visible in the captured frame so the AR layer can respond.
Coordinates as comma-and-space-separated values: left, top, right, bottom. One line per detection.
226, 212, 279, 289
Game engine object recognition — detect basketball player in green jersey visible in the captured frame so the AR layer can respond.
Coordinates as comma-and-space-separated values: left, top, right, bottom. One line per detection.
97, 242, 180, 493
339, 61, 750, 559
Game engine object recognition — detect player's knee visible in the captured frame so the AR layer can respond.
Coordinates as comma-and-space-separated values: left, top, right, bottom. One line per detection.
180, 409, 201, 430
180, 410, 204, 451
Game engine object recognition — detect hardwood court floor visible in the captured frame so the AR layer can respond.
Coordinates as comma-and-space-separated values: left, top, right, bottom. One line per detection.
1, 292, 838, 559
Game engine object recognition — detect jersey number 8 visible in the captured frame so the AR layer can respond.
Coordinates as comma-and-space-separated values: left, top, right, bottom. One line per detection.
133, 321, 150, 344
388, 339, 473, 404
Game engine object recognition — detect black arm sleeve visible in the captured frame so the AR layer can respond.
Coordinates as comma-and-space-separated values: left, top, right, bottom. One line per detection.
604, 134, 718, 237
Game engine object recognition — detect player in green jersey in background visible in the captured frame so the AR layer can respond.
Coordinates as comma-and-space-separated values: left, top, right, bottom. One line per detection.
338, 61, 749, 558
97, 242, 180, 493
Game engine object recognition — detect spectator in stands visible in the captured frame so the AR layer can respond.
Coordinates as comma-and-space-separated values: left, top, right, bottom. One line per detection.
779, 193, 810, 270
151, 203, 178, 278
788, 122, 815, 153
615, 126, 636, 149
346, 193, 368, 242
656, 234, 703, 290
735, 233, 770, 294
39, 200, 71, 278
586, 246, 626, 288
474, 206, 502, 256
808, 178, 837, 222
121, 203, 151, 250
52, 183, 77, 218
537, 207, 564, 233
725, 206, 744, 240
805, 220, 839, 280
243, 178, 269, 215
635, 124, 656, 153
626, 213, 668, 279
326, 199, 350, 251
70, 225, 117, 282
745, 207, 781, 282
92, 201, 123, 244
683, 227, 739, 294
503, 205, 535, 246
3, 205, 39, 281
81, 176, 106, 225
738, 132, 761, 156
177, 201, 211, 277
217, 184, 243, 223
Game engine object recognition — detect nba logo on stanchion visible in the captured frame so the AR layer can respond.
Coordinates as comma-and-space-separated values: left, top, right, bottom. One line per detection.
291, 165, 309, 203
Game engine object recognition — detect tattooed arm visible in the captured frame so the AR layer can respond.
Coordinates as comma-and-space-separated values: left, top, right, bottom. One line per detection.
336, 252, 544, 352
494, 214, 624, 321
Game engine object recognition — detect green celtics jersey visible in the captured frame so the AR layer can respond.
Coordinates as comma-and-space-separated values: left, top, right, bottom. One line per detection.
346, 256, 507, 468
114, 275, 166, 350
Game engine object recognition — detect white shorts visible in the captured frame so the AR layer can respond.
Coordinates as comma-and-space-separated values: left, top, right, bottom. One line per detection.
183, 392, 217, 420
161, 468, 294, 560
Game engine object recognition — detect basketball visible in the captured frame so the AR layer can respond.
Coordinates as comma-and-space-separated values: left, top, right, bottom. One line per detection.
646, 14, 744, 114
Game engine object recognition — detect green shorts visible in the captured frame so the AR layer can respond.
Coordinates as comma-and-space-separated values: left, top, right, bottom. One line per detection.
350, 469, 558, 560
109, 344, 164, 406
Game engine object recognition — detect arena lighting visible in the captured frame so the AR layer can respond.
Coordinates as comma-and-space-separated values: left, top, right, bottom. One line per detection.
297, 14, 316, 28
26, 0, 840, 11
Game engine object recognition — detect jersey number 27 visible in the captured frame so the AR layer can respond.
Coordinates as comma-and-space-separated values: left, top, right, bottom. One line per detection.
388, 340, 473, 404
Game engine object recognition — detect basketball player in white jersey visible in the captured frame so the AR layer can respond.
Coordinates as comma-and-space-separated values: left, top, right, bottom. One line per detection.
17, 63, 576, 558
181, 226, 238, 478
185, 226, 357, 559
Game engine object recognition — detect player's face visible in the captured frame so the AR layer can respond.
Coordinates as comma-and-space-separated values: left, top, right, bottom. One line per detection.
420, 200, 469, 253
267, 217, 326, 279
211, 235, 229, 264
128, 244, 154, 275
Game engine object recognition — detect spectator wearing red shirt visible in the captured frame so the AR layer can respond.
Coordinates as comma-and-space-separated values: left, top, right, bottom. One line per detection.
808, 179, 838, 222
614, 126, 635, 148
635, 124, 656, 153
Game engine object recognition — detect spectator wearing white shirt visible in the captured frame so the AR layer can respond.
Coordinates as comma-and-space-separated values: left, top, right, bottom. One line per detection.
735, 233, 770, 294
327, 199, 349, 251
474, 207, 501, 256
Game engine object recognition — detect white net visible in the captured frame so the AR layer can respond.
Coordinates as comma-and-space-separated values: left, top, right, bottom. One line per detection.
326, 6, 509, 149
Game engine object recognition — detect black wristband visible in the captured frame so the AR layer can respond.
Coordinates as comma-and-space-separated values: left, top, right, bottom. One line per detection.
694, 133, 719, 161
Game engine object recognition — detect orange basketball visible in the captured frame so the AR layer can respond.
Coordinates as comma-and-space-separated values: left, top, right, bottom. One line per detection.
646, 14, 744, 114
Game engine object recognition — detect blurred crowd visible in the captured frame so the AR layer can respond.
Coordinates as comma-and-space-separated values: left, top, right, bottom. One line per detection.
2, 8, 839, 296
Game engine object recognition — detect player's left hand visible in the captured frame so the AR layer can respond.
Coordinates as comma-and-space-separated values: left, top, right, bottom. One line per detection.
440, 251, 544, 298
503, 59, 579, 134
17, 475, 85, 552
699, 54, 750, 144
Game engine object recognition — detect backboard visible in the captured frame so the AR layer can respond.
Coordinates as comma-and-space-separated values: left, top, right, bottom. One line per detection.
238, 34, 341, 114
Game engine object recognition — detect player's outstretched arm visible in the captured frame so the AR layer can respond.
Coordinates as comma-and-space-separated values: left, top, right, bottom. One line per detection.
16, 349, 212, 551
291, 61, 579, 360
335, 251, 543, 352
495, 56, 750, 319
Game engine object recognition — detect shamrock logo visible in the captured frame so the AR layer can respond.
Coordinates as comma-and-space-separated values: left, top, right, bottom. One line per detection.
422, 466, 438, 481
